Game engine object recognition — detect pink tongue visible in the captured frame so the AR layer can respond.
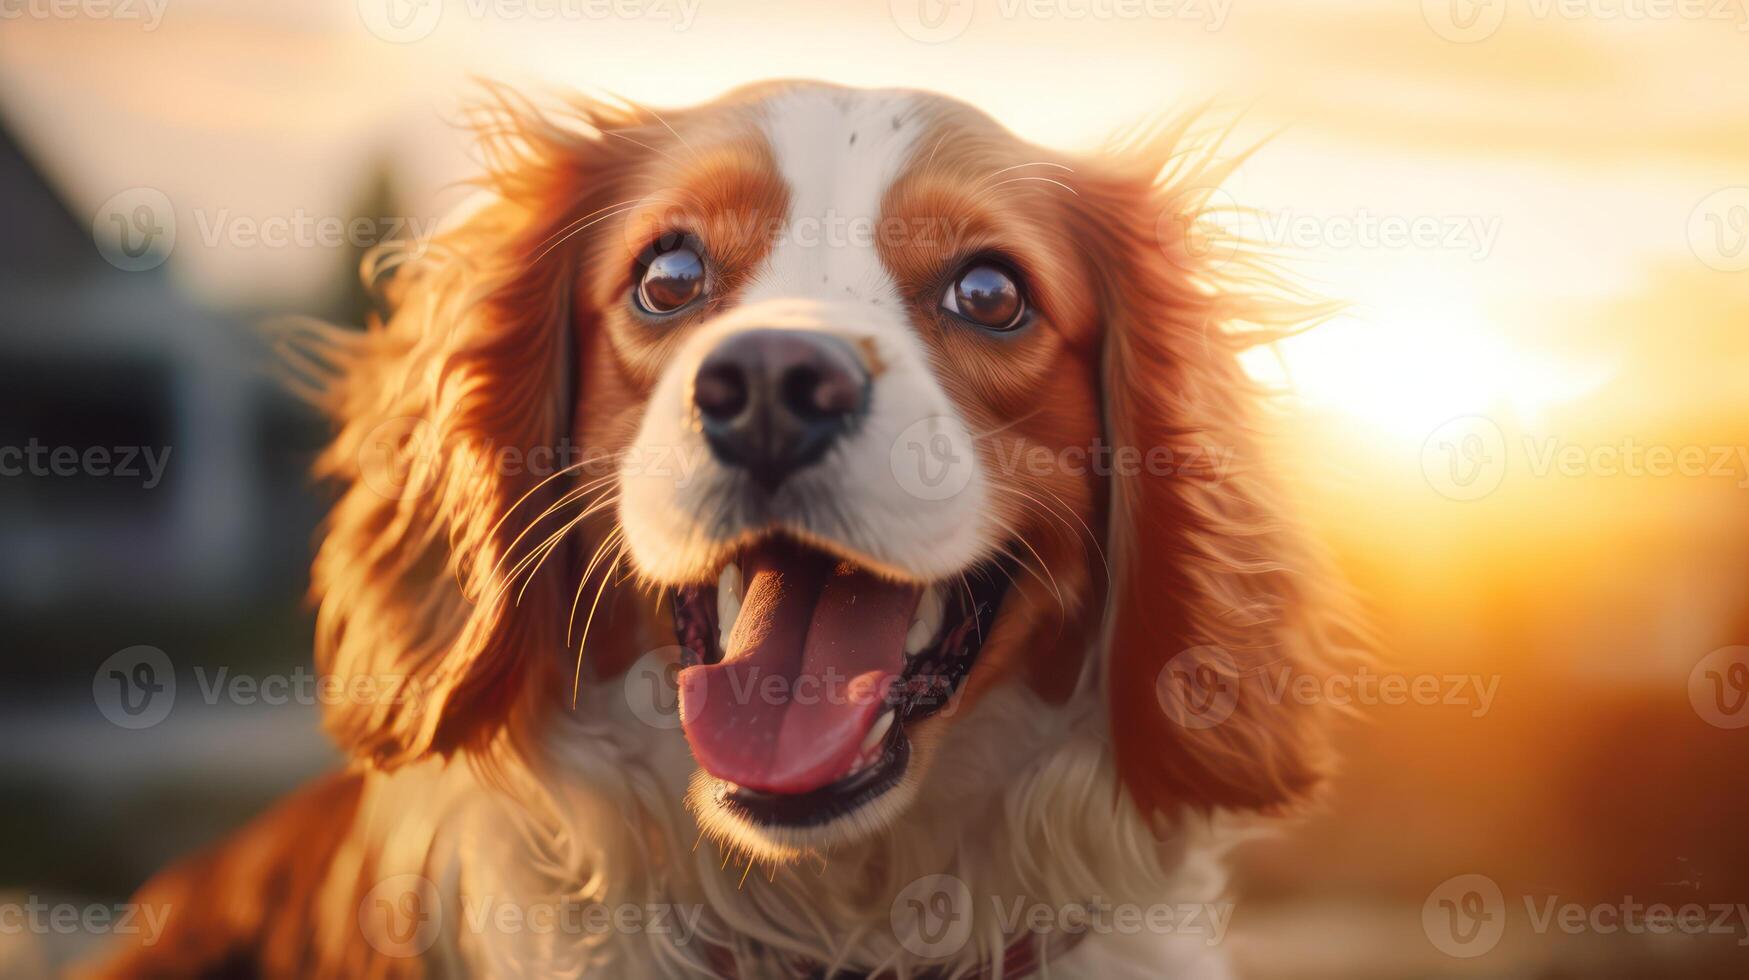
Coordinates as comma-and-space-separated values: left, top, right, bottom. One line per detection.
678, 540, 921, 794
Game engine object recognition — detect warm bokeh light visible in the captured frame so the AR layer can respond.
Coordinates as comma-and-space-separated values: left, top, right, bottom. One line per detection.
1249, 278, 1617, 440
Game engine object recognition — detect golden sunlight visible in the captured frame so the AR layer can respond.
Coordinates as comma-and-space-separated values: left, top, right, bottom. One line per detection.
1246, 268, 1614, 444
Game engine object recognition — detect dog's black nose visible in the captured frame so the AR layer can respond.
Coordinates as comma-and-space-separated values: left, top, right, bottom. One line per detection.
693, 329, 870, 492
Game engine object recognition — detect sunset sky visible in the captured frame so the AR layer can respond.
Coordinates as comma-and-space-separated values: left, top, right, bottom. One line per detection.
6, 0, 1747, 677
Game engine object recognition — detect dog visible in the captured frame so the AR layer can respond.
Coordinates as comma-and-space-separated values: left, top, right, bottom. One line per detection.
84, 80, 1353, 979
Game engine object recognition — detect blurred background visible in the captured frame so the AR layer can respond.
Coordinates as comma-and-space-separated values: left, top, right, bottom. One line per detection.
2, 1, 1747, 976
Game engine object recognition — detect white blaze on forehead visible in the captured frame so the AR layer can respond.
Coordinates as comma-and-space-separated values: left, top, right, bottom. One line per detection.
746, 89, 925, 307
615, 88, 992, 587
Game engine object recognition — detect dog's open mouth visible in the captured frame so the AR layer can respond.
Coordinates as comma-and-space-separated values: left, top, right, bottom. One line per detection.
670, 535, 1008, 827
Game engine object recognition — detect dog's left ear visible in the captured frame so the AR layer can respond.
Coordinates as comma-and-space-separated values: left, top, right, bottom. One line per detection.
296, 94, 645, 769
1077, 136, 1355, 821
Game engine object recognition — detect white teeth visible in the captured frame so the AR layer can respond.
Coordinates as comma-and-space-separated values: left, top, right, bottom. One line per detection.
859, 709, 895, 757
716, 562, 743, 651
906, 585, 946, 656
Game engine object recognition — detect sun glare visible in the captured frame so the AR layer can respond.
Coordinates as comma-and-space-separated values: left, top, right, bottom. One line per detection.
1245, 274, 1613, 444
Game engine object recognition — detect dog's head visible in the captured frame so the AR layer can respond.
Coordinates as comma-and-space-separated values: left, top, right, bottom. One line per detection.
307, 81, 1344, 861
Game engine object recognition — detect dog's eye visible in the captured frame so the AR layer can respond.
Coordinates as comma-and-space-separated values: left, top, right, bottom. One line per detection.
636, 245, 706, 315
940, 262, 1025, 331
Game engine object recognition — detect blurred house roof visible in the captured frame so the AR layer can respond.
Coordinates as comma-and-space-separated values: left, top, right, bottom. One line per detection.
0, 116, 99, 278
0, 113, 310, 614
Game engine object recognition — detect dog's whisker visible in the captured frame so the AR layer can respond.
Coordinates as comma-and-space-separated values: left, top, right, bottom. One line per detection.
567, 524, 627, 645
1004, 530, 1067, 620
511, 502, 609, 608
492, 488, 619, 608
956, 571, 982, 645
531, 203, 648, 263
966, 409, 1046, 442
981, 175, 1079, 197
570, 542, 625, 708
525, 198, 648, 259
641, 105, 699, 161
493, 479, 615, 585
599, 128, 685, 167
1031, 483, 1111, 585
489, 474, 614, 580
922, 130, 948, 172
975, 160, 1074, 189
491, 506, 590, 606
993, 483, 1105, 585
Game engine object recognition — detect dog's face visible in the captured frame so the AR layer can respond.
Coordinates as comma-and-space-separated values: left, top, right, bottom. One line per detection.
591, 87, 1107, 855
310, 82, 1338, 863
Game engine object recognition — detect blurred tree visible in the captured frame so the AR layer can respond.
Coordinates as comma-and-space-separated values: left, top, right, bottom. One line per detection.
332, 156, 404, 328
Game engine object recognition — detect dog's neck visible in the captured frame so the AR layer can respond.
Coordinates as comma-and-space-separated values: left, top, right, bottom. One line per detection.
355, 681, 1228, 977
348, 665, 1231, 980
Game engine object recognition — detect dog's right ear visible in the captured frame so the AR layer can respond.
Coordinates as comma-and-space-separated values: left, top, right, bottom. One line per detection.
293, 93, 646, 770
1073, 123, 1361, 821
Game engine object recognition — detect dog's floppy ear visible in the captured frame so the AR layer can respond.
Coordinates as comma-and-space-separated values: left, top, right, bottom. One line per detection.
293, 94, 643, 769
1079, 128, 1356, 819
